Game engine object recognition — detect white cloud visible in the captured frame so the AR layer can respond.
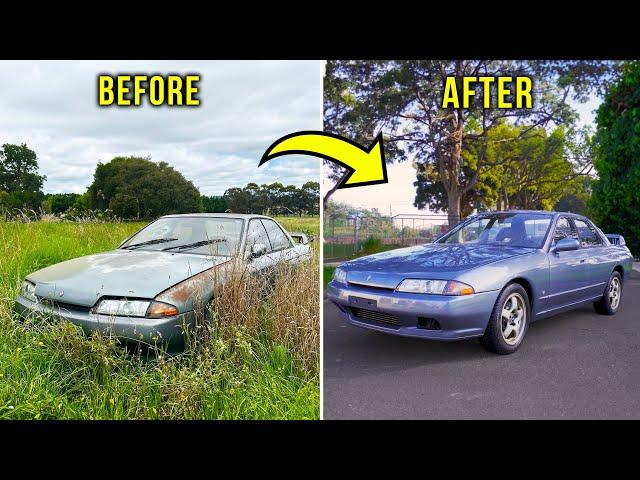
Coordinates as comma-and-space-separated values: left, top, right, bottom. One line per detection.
0, 60, 322, 195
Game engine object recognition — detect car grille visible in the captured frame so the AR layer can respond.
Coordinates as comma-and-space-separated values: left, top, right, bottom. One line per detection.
347, 281, 394, 291
349, 307, 400, 327
38, 298, 91, 313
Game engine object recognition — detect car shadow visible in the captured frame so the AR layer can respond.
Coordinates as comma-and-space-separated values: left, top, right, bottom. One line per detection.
324, 308, 496, 380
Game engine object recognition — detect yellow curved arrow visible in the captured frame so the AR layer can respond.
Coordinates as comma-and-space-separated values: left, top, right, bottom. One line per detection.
259, 131, 387, 189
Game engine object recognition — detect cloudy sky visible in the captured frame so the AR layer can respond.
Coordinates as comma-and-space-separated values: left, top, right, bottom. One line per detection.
0, 60, 322, 195
326, 96, 602, 215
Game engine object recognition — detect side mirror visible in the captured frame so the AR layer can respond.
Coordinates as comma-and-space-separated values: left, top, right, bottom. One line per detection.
290, 232, 310, 245
551, 237, 580, 253
251, 243, 267, 259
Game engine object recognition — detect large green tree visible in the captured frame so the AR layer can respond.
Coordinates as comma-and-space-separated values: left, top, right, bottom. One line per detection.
0, 143, 46, 210
589, 62, 640, 257
87, 156, 201, 219
324, 60, 619, 224
416, 123, 591, 213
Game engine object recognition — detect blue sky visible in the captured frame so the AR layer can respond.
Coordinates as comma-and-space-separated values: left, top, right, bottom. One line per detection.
0, 61, 322, 195
326, 95, 602, 215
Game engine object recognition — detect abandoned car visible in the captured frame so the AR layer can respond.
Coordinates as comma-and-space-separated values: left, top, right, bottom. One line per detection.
15, 214, 312, 348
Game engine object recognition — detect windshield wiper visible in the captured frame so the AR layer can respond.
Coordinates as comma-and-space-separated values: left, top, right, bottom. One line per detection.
162, 238, 228, 252
121, 237, 179, 250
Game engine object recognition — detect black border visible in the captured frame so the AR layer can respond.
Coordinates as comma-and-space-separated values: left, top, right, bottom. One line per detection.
1, 17, 638, 60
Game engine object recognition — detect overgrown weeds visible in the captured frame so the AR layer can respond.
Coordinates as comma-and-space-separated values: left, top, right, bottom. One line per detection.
0, 217, 319, 419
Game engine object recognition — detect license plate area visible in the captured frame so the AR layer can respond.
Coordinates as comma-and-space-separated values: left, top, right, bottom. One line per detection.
348, 296, 377, 309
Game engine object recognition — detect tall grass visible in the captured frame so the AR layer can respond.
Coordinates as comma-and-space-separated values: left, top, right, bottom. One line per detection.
0, 217, 319, 419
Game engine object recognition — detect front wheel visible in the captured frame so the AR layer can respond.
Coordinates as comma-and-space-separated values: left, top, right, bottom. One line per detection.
594, 271, 622, 315
481, 283, 530, 355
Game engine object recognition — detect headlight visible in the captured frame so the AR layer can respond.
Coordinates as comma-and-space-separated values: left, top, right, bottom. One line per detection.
20, 281, 37, 302
396, 279, 475, 296
333, 267, 347, 284
92, 299, 178, 318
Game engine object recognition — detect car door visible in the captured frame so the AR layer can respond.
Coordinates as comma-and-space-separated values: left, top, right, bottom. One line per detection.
546, 216, 592, 310
260, 218, 295, 266
244, 219, 278, 276
573, 218, 610, 299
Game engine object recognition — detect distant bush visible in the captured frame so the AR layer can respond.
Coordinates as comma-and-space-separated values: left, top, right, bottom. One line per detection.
361, 237, 383, 255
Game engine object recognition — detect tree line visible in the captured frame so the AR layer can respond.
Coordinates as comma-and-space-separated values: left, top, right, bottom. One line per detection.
0, 152, 319, 219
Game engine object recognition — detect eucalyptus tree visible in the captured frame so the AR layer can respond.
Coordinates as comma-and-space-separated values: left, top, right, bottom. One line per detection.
324, 60, 619, 224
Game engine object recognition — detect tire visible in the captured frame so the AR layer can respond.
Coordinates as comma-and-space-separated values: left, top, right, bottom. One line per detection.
481, 283, 530, 355
594, 271, 622, 315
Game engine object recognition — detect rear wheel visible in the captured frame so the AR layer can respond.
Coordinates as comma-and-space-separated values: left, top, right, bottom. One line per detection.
594, 271, 622, 315
481, 283, 530, 355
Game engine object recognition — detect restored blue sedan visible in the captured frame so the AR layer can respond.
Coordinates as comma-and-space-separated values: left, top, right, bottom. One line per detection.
327, 211, 633, 354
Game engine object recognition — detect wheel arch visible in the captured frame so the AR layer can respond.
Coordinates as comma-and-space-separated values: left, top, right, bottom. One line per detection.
506, 277, 534, 312
613, 264, 624, 282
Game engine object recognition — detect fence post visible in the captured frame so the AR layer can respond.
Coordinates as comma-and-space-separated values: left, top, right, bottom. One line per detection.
353, 216, 358, 256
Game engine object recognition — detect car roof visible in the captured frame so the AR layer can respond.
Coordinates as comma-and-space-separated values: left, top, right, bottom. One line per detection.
477, 210, 586, 219
160, 213, 270, 220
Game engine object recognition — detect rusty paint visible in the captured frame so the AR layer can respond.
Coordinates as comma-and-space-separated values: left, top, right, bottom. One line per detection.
157, 260, 230, 304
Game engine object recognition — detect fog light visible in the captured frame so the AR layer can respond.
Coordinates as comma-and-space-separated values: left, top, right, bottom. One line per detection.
417, 317, 441, 330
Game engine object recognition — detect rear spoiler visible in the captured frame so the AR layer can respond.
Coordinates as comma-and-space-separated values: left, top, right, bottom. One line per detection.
290, 232, 313, 245
605, 234, 626, 246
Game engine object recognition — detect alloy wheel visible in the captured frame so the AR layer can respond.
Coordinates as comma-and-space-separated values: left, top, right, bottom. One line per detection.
609, 276, 621, 310
501, 292, 526, 345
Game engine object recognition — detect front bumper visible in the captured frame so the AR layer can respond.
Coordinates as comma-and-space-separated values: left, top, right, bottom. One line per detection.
326, 280, 500, 341
15, 294, 194, 347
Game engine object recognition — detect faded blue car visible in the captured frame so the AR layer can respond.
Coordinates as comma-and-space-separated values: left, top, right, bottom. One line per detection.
327, 211, 633, 354
15, 214, 311, 350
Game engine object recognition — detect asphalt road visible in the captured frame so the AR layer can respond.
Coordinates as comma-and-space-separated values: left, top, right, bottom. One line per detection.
323, 270, 640, 419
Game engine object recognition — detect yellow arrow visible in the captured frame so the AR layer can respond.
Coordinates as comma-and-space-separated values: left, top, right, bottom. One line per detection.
259, 131, 387, 189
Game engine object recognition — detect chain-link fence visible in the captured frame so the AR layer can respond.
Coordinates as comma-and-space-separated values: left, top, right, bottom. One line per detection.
324, 212, 459, 261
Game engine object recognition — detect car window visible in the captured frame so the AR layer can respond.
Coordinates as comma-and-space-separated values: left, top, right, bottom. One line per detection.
246, 219, 272, 253
261, 219, 292, 251
573, 219, 602, 247
120, 217, 243, 256
440, 213, 551, 248
553, 217, 577, 244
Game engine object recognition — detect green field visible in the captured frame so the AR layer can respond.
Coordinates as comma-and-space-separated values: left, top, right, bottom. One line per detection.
0, 216, 319, 419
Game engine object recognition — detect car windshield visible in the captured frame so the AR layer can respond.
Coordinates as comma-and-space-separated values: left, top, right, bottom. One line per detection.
438, 213, 552, 249
120, 217, 244, 256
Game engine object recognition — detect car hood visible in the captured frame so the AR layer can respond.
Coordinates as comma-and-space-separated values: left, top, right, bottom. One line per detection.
27, 249, 230, 307
341, 243, 534, 289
